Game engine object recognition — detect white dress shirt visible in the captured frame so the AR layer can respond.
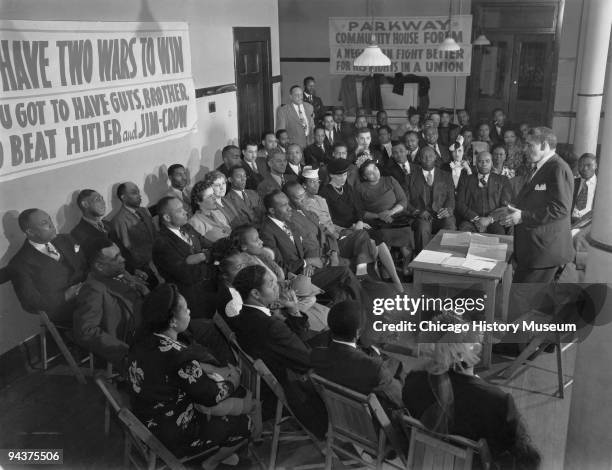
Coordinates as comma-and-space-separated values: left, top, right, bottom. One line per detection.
573, 175, 597, 218
29, 240, 61, 260
292, 103, 309, 136
243, 303, 272, 317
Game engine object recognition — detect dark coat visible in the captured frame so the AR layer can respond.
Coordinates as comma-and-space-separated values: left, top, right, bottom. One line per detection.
304, 143, 332, 167
456, 173, 512, 222
109, 205, 156, 271
381, 159, 420, 194
8, 234, 87, 322
512, 154, 574, 269
224, 189, 264, 225
70, 218, 111, 247
406, 168, 455, 213
259, 217, 310, 274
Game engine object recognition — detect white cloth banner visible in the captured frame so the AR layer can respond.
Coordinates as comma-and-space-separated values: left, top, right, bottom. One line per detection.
0, 20, 197, 182
329, 16, 472, 76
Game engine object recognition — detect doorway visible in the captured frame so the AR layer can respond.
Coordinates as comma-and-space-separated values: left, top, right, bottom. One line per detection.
233, 27, 273, 145
468, 1, 561, 127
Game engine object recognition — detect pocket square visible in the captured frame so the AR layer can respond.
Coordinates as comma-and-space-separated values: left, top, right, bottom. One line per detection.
535, 184, 547, 191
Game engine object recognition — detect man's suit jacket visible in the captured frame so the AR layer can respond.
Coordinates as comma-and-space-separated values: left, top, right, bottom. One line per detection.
406, 168, 455, 213
8, 234, 87, 322
512, 154, 574, 269
70, 218, 111, 247
232, 305, 310, 387
303, 93, 324, 122
381, 159, 419, 194
285, 163, 304, 179
260, 217, 316, 274
224, 189, 263, 225
323, 129, 341, 149
311, 341, 403, 408
73, 271, 145, 365
239, 159, 265, 190
110, 205, 157, 271
304, 143, 332, 167
420, 142, 451, 166
276, 102, 315, 148
256, 173, 296, 198
455, 173, 512, 222
377, 144, 393, 166
152, 224, 215, 317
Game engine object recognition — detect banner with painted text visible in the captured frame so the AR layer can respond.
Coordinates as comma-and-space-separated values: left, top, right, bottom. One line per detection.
0, 20, 197, 182
329, 16, 472, 76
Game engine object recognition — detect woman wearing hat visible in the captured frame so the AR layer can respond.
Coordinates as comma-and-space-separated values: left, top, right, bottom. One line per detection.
128, 283, 260, 469
353, 160, 414, 276
441, 136, 473, 190
402, 313, 540, 469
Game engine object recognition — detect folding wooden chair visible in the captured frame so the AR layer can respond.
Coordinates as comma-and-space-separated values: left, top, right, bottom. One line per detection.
309, 372, 406, 470
95, 377, 218, 470
401, 415, 492, 470
39, 310, 87, 384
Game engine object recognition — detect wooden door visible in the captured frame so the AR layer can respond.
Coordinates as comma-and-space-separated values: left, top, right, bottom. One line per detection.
234, 28, 273, 145
509, 34, 555, 126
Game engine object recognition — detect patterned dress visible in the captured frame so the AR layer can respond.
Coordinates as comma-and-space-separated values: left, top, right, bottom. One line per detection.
128, 333, 250, 456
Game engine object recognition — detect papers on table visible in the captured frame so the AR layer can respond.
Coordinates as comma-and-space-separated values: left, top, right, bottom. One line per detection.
440, 232, 471, 247
466, 242, 508, 262
440, 256, 497, 272
441, 256, 467, 268
413, 250, 452, 264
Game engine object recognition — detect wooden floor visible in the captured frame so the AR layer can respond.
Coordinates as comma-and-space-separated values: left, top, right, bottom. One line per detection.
0, 344, 575, 470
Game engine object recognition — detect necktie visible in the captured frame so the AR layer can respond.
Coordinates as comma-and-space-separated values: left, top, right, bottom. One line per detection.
241, 190, 247, 201
403, 163, 411, 175
46, 243, 60, 261
281, 223, 295, 243
280, 174, 285, 185
479, 176, 488, 188
297, 106, 307, 132
426, 171, 434, 186
335, 124, 340, 133
179, 226, 192, 246
528, 163, 537, 180
134, 209, 145, 222
575, 182, 588, 210
96, 221, 106, 233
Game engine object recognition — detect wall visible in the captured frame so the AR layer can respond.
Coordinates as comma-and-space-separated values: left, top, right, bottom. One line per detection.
278, 0, 471, 113
0, 0, 281, 354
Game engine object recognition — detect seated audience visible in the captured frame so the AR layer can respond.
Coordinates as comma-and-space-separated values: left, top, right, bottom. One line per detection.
70, 189, 111, 247
153, 196, 216, 318
332, 106, 353, 142
572, 153, 597, 223
403, 130, 421, 164
164, 164, 192, 216
420, 126, 450, 166
74, 239, 148, 368
311, 300, 404, 409
205, 171, 247, 227
476, 122, 495, 151
456, 151, 512, 234
406, 147, 456, 252
381, 142, 419, 196
110, 182, 157, 279
128, 283, 256, 466
240, 140, 265, 189
491, 144, 515, 179
503, 128, 528, 175
354, 160, 414, 275
224, 165, 264, 225
393, 106, 420, 140
441, 137, 473, 190
403, 313, 541, 469
354, 127, 383, 166
437, 109, 460, 148
376, 125, 393, 165
276, 129, 289, 153
319, 142, 359, 188
285, 143, 305, 178
304, 126, 332, 167
257, 130, 279, 160
257, 148, 297, 197
457, 108, 471, 130
519, 122, 530, 141
492, 108, 512, 144
189, 180, 232, 242
322, 112, 340, 148
9, 208, 87, 322
216, 144, 243, 181
259, 190, 363, 305
460, 127, 475, 165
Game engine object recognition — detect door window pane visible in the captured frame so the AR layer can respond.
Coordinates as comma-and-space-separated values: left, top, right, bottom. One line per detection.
517, 42, 546, 101
478, 41, 508, 99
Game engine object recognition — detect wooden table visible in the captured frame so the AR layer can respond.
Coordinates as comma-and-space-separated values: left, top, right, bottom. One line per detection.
409, 230, 514, 369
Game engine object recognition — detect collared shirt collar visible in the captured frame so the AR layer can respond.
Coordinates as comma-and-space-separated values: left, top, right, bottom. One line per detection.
232, 188, 245, 199
268, 215, 288, 231
332, 339, 357, 349
583, 174, 597, 186
288, 162, 301, 174
478, 173, 490, 182
535, 150, 556, 171
422, 168, 435, 178
243, 303, 272, 317
123, 204, 138, 215
29, 239, 53, 251
83, 216, 104, 227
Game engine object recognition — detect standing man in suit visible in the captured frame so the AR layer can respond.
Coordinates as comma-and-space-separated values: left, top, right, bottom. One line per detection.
74, 238, 148, 367
304, 127, 332, 167
456, 151, 512, 234
259, 190, 363, 306
70, 189, 111, 247
571, 153, 597, 223
164, 164, 192, 216
152, 196, 216, 318
408, 147, 456, 252
276, 85, 315, 149
500, 127, 574, 283
303, 76, 324, 124
9, 209, 87, 323
225, 165, 264, 225
257, 148, 297, 197
420, 127, 451, 166
110, 182, 158, 281
381, 142, 419, 195
241, 139, 266, 190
